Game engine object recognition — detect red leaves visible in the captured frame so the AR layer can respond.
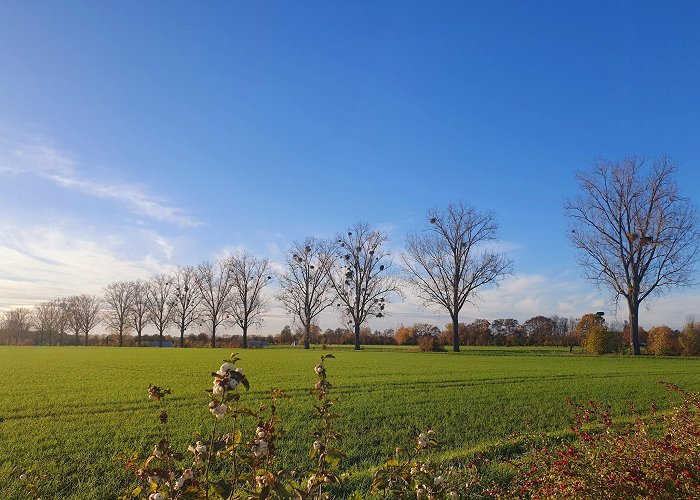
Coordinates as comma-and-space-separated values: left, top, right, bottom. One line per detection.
502, 385, 700, 498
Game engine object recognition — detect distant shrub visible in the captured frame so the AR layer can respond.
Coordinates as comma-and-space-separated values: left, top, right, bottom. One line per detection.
582, 324, 620, 354
395, 325, 416, 345
647, 325, 681, 356
418, 336, 444, 352
680, 320, 700, 356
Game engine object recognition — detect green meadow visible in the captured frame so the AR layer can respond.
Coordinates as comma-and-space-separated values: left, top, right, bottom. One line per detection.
1, 346, 699, 499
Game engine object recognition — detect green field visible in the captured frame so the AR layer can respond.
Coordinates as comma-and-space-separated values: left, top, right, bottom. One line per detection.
1, 346, 699, 499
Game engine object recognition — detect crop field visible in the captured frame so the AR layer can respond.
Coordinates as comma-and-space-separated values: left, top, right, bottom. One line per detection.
1, 346, 700, 499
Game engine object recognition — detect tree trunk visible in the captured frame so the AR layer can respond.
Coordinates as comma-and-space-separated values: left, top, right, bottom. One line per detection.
304, 323, 310, 350
84, 330, 88, 346
119, 326, 123, 347
137, 330, 142, 347
180, 325, 185, 348
354, 323, 361, 350
242, 324, 248, 349
452, 315, 460, 353
211, 323, 217, 348
628, 299, 641, 355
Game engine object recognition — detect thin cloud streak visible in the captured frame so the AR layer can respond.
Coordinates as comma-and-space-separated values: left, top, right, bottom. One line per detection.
0, 140, 201, 228
0, 223, 168, 310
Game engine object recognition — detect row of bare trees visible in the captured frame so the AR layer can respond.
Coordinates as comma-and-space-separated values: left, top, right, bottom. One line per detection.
2, 202, 514, 352
1, 253, 273, 348
1, 295, 101, 346
4, 157, 698, 354
274, 209, 514, 352
101, 253, 274, 348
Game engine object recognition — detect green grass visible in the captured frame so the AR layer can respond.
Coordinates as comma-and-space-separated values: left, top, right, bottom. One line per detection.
1, 346, 699, 499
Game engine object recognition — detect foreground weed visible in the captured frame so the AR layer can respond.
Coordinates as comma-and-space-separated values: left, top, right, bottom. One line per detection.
306, 354, 346, 498
17, 468, 46, 499
370, 429, 479, 499
120, 354, 348, 499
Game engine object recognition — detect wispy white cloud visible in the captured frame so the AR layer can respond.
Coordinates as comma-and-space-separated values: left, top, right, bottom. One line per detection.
0, 223, 169, 310
139, 229, 175, 261
0, 139, 200, 228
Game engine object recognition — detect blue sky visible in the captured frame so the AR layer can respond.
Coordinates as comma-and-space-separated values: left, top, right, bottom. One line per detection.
1, 1, 699, 333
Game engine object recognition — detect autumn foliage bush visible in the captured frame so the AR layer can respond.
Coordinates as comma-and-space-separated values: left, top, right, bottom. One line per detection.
680, 320, 700, 356
647, 325, 681, 356
582, 324, 621, 354
502, 383, 700, 499
418, 336, 445, 352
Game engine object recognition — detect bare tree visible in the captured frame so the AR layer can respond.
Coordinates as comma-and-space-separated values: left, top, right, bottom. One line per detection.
146, 274, 174, 347
66, 296, 83, 344
52, 298, 70, 346
227, 251, 272, 349
565, 156, 700, 355
329, 222, 400, 350
3, 307, 33, 345
128, 280, 149, 347
277, 238, 335, 349
33, 301, 60, 346
73, 294, 101, 346
196, 260, 233, 348
171, 266, 202, 348
402, 202, 513, 352
104, 281, 135, 347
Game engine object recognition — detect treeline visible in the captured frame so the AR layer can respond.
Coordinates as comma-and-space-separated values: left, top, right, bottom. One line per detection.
1, 209, 508, 352
4, 310, 700, 357
577, 314, 700, 356
0, 253, 273, 349
2, 194, 699, 355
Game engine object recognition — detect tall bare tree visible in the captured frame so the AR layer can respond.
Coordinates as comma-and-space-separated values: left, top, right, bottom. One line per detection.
104, 281, 135, 347
228, 251, 272, 349
33, 301, 60, 346
146, 274, 174, 347
66, 296, 83, 344
3, 307, 33, 345
130, 280, 149, 346
329, 222, 400, 350
277, 238, 335, 349
171, 266, 202, 348
73, 294, 101, 346
197, 260, 233, 348
402, 202, 513, 352
565, 156, 699, 355
52, 298, 70, 346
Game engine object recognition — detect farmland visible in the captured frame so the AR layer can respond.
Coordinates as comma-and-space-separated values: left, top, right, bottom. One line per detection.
1, 346, 700, 499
